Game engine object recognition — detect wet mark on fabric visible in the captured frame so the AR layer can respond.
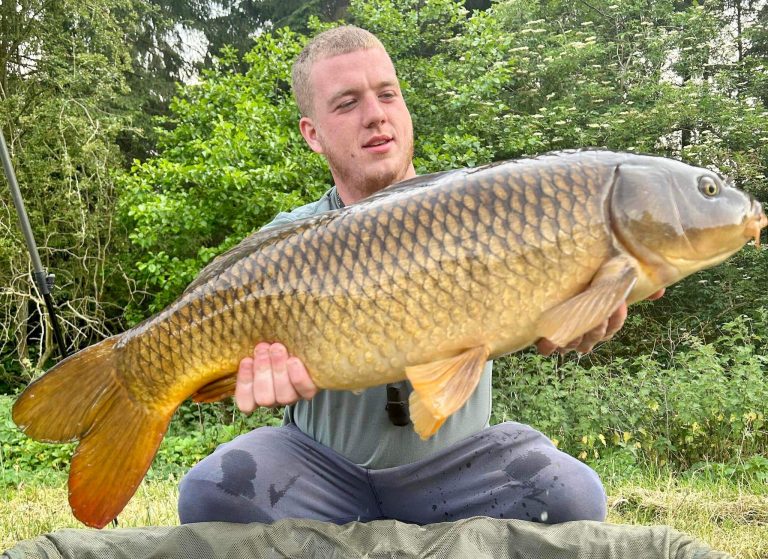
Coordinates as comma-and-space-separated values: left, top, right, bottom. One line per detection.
269, 474, 299, 507
503, 451, 551, 481
522, 486, 549, 507
502, 451, 553, 510
217, 449, 256, 499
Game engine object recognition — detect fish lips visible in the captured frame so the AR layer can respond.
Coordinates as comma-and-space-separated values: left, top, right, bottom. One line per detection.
745, 199, 767, 247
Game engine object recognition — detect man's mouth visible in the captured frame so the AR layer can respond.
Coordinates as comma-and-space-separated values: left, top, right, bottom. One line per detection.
363, 136, 393, 149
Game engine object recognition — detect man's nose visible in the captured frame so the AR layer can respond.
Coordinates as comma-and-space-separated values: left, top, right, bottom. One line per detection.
362, 95, 387, 127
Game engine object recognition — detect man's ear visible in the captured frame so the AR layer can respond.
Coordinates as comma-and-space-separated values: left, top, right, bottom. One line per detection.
299, 117, 324, 154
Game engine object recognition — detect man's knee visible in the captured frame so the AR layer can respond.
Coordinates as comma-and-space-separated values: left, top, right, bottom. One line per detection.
178, 474, 272, 524
491, 422, 607, 523
542, 457, 607, 522
177, 427, 288, 524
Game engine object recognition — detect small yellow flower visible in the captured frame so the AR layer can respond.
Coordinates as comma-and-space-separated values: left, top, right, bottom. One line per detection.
579, 451, 588, 461
551, 438, 560, 448
598, 434, 607, 446
623, 431, 632, 442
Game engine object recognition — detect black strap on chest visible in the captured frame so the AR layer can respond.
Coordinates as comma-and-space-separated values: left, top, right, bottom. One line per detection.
385, 382, 411, 426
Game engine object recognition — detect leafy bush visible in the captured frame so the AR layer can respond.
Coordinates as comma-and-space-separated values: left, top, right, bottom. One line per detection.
492, 313, 768, 470
117, 29, 330, 321
0, 395, 76, 485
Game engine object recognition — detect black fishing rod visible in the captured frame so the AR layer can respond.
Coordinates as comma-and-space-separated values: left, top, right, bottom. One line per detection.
1, 127, 69, 360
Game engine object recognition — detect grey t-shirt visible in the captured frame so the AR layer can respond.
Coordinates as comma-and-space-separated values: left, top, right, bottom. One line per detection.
264, 187, 493, 469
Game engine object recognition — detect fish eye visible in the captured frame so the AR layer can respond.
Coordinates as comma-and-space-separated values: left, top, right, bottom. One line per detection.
698, 176, 720, 197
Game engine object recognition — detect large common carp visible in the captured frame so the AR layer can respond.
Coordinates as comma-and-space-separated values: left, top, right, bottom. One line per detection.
13, 150, 767, 528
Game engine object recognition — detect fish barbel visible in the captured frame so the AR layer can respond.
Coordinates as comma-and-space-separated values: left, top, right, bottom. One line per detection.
12, 150, 767, 528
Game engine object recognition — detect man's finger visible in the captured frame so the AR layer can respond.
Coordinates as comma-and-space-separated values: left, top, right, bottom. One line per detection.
646, 287, 665, 301
287, 357, 318, 400
536, 335, 583, 356
605, 302, 628, 339
270, 343, 301, 405
574, 320, 609, 354
252, 342, 276, 407
535, 338, 557, 356
235, 357, 256, 414
554, 335, 583, 355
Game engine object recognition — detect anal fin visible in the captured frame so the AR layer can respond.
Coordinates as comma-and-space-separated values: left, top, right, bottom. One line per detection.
536, 254, 638, 347
191, 374, 237, 403
406, 346, 490, 440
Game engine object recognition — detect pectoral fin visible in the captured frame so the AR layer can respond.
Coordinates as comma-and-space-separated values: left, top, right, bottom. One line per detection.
406, 345, 490, 440
191, 374, 237, 403
536, 254, 638, 347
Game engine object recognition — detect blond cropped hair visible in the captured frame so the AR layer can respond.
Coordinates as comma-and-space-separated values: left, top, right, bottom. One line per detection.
292, 26, 386, 117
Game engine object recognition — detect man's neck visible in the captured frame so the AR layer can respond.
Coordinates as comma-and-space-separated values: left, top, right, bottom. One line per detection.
336, 165, 417, 205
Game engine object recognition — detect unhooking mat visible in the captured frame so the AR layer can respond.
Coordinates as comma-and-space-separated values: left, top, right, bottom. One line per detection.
3, 517, 732, 559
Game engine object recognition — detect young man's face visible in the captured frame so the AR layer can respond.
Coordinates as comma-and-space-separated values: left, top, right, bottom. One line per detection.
299, 47, 416, 202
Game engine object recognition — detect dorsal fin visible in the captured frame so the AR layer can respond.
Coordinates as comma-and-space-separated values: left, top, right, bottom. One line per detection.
184, 169, 461, 294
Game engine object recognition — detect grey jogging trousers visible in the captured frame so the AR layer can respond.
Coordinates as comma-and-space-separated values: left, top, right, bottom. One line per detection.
178, 422, 606, 525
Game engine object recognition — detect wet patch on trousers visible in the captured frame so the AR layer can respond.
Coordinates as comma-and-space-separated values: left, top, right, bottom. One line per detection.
503, 451, 552, 514
217, 449, 257, 499
503, 451, 551, 482
269, 474, 299, 507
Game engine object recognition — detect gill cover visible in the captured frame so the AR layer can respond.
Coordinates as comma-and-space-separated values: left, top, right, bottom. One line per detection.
609, 156, 756, 279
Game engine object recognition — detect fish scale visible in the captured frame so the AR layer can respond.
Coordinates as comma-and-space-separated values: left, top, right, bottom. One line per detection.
12, 150, 766, 528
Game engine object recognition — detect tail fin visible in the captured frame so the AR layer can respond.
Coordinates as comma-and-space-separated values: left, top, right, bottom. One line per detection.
12, 337, 174, 528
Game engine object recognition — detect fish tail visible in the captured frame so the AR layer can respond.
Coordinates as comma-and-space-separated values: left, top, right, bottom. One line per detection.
12, 337, 172, 528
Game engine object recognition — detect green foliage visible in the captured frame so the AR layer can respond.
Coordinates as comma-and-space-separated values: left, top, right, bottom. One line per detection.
492, 313, 768, 470
3, 1, 767, 484
347, 0, 768, 196
118, 29, 329, 317
73, 0, 768, 328
0, 395, 75, 485
0, 0, 140, 389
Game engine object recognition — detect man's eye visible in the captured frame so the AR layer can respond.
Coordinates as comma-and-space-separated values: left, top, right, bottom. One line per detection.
380, 92, 396, 100
338, 100, 356, 109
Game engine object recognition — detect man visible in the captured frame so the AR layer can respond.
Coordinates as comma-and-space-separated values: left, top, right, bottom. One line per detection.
178, 25, 662, 526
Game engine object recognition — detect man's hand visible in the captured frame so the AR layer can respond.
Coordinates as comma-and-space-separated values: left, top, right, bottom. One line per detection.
536, 288, 665, 356
235, 342, 318, 413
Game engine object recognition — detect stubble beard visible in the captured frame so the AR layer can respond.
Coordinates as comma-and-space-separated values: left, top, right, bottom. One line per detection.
325, 139, 415, 200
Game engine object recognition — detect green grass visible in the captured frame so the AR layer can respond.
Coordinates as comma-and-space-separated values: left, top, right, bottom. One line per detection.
603, 469, 767, 559
2, 468, 766, 557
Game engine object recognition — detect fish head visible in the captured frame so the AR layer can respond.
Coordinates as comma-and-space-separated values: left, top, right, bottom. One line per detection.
609, 155, 767, 284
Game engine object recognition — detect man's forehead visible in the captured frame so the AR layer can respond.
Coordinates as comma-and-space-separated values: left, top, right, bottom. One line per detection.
310, 47, 397, 86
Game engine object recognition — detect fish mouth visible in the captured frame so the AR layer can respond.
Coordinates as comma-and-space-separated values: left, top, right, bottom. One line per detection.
745, 200, 768, 248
